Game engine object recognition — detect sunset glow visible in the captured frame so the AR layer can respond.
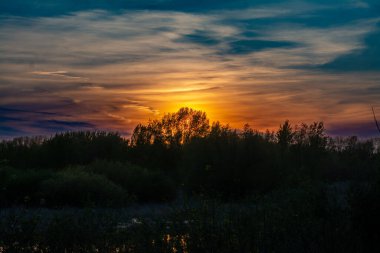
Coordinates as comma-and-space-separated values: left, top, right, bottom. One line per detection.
1, 0, 380, 138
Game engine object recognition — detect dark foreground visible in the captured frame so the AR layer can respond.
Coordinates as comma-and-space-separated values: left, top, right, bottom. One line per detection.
1, 182, 379, 253
1, 109, 380, 252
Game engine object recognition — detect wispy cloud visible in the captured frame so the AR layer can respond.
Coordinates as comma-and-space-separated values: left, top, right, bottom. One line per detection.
30, 71, 83, 79
0, 1, 379, 137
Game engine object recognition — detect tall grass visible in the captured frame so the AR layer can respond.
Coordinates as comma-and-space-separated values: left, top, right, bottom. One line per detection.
0, 184, 374, 252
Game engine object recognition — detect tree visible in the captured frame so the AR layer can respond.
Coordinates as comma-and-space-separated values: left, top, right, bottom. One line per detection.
372, 107, 380, 134
307, 122, 327, 150
276, 120, 294, 149
131, 107, 210, 147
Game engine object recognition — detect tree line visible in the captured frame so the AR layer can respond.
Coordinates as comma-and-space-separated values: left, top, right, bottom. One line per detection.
0, 107, 379, 206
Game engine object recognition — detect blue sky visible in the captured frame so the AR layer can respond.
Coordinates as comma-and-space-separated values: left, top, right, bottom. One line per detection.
0, 0, 380, 138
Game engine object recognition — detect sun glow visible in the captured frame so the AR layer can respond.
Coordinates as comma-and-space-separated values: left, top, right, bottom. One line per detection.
1, 4, 379, 139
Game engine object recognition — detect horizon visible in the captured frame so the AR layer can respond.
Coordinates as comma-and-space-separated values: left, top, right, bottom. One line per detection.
1, 0, 380, 138
1, 107, 379, 143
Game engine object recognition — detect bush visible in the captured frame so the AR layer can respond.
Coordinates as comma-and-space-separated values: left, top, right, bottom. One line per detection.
0, 166, 53, 206
86, 160, 177, 202
40, 169, 129, 207
349, 175, 380, 250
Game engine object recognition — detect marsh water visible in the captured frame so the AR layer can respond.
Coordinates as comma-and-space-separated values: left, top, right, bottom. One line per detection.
0, 184, 371, 253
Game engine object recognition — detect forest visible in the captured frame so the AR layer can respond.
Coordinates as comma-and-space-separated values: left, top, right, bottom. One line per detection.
1, 107, 380, 252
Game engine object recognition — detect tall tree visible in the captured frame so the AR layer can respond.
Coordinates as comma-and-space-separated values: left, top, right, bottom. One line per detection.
372, 107, 380, 134
276, 120, 294, 149
131, 107, 210, 147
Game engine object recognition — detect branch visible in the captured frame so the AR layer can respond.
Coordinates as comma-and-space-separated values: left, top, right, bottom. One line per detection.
372, 106, 380, 134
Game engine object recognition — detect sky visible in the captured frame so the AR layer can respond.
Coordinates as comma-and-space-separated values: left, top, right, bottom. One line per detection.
1, 0, 380, 138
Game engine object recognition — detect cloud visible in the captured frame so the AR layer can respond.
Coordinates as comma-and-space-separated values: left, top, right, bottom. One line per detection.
328, 121, 380, 138
0, 126, 27, 138
122, 100, 160, 115
0, 0, 320, 17
30, 120, 96, 133
350, 1, 370, 8
31, 71, 83, 79
0, 106, 67, 116
175, 30, 220, 46
0, 104, 97, 138
226, 39, 297, 54
0, 1, 379, 138
320, 23, 380, 71
0, 116, 25, 123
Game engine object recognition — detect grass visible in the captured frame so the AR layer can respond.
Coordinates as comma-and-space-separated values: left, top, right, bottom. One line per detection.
0, 184, 372, 253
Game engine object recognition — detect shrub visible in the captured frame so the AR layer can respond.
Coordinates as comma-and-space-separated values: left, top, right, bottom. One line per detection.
0, 166, 52, 206
86, 160, 177, 202
39, 169, 129, 207
349, 175, 380, 250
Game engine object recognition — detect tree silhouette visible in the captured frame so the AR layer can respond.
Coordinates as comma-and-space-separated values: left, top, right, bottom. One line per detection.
372, 107, 380, 134
276, 120, 294, 149
131, 107, 209, 147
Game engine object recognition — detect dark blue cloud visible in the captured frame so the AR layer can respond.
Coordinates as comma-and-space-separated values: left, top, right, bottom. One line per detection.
0, 0, 130, 17
239, 31, 260, 38
321, 24, 380, 71
175, 30, 220, 46
328, 120, 380, 138
0, 105, 95, 137
244, 3, 379, 29
226, 39, 297, 54
2, 0, 374, 17
0, 118, 96, 138
37, 120, 95, 128
0, 126, 26, 138
0, 106, 63, 116
0, 116, 25, 123
287, 7, 379, 28
30, 120, 96, 133
0, 0, 253, 17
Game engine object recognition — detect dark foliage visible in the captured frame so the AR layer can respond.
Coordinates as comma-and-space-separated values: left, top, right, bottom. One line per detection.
85, 160, 177, 202
0, 107, 379, 204
0, 186, 375, 253
39, 169, 129, 207
0, 131, 129, 169
0, 166, 52, 206
182, 122, 281, 196
0, 107, 380, 251
349, 172, 380, 251
0, 166, 129, 207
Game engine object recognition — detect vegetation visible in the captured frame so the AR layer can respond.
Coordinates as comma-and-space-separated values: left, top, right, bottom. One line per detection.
0, 107, 379, 252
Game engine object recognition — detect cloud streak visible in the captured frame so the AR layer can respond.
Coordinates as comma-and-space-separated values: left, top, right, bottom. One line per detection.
30, 71, 83, 79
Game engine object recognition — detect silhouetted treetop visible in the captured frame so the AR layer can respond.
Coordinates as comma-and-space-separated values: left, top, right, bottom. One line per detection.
277, 120, 294, 149
373, 107, 380, 134
131, 107, 209, 147
0, 131, 128, 169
